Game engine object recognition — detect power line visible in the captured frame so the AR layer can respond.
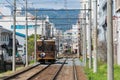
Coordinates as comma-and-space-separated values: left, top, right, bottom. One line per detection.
14, 9, 89, 11
18, 0, 25, 8
5, 0, 14, 7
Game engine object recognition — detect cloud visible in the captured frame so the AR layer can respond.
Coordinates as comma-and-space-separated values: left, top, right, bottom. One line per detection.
0, 0, 81, 9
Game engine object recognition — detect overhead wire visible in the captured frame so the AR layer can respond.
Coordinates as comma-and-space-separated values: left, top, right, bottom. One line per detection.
0, 0, 80, 31
5, 0, 14, 7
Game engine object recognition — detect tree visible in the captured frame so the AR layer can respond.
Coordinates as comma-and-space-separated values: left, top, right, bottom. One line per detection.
28, 34, 40, 56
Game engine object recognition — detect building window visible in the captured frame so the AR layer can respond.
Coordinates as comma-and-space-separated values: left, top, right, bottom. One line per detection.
3, 35, 5, 41
5, 35, 6, 41
1, 35, 3, 41
0, 35, 2, 41
7, 35, 9, 41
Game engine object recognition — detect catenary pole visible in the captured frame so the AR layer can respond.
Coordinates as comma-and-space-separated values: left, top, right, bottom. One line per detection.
93, 0, 98, 73
107, 0, 114, 80
12, 0, 16, 72
78, 18, 81, 58
83, 4, 87, 66
42, 15, 44, 38
34, 9, 37, 63
88, 0, 92, 69
81, 18, 83, 60
25, 0, 28, 67
81, 16, 83, 61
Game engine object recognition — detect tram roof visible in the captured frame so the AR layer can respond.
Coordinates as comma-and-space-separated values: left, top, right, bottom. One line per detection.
37, 39, 55, 42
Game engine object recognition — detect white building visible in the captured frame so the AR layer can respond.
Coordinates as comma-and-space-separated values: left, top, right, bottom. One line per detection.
115, 0, 120, 65
0, 26, 26, 61
0, 15, 54, 37
62, 29, 76, 55
98, 0, 107, 41
54, 30, 64, 54
16, 32, 25, 56
72, 24, 79, 55
0, 7, 55, 38
0, 26, 12, 46
64, 29, 72, 45
0, 26, 12, 61
98, 0, 116, 40
98, 0, 119, 63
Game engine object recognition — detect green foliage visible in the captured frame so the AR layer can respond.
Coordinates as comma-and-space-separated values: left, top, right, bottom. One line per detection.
79, 57, 83, 62
29, 60, 34, 65
28, 34, 40, 56
68, 48, 71, 53
84, 62, 120, 80
114, 65, 120, 80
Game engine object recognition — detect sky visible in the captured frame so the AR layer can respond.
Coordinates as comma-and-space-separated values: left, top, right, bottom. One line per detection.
0, 0, 81, 9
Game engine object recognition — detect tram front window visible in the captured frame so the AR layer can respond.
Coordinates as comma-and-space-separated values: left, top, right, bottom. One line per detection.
37, 45, 55, 52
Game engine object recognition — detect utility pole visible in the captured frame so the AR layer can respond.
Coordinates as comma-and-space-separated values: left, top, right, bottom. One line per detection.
93, 0, 98, 73
12, 0, 16, 72
78, 18, 81, 58
25, 0, 28, 67
58, 31, 60, 54
51, 26, 53, 38
81, 18, 83, 59
88, 0, 92, 69
34, 9, 37, 63
80, 24, 83, 58
107, 0, 114, 80
42, 15, 44, 38
83, 4, 87, 66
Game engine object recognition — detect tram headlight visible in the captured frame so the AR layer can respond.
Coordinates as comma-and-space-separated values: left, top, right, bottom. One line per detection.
39, 52, 46, 58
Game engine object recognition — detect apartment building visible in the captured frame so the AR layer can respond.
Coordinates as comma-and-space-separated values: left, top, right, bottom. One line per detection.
72, 24, 79, 55
98, 0, 120, 63
63, 29, 72, 54
0, 7, 56, 38
98, 0, 107, 41
115, 0, 120, 65
0, 27, 12, 59
0, 26, 26, 62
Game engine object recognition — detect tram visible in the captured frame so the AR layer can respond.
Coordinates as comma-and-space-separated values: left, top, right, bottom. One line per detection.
36, 39, 56, 63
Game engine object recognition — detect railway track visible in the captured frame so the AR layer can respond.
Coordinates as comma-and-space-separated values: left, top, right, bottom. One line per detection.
3, 58, 84, 80
28, 59, 66, 80
3, 64, 50, 80
55, 58, 79, 80
3, 59, 66, 80
73, 58, 78, 80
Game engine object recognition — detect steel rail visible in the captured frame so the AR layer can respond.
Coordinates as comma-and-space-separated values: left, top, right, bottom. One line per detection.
73, 59, 78, 80
3, 63, 40, 80
27, 64, 51, 80
51, 59, 67, 80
